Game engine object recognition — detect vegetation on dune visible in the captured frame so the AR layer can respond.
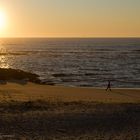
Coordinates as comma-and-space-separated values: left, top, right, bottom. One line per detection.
0, 100, 139, 139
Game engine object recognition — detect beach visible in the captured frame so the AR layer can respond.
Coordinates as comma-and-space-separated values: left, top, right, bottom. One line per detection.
0, 0, 140, 139
0, 82, 140, 103
0, 82, 139, 139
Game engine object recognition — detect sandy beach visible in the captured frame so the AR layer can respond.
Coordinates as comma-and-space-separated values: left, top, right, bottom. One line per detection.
0, 0, 140, 139
0, 82, 139, 139
0, 82, 140, 103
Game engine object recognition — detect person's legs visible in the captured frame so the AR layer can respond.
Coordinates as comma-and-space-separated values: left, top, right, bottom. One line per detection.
109, 85, 111, 91
106, 86, 109, 91
106, 86, 111, 91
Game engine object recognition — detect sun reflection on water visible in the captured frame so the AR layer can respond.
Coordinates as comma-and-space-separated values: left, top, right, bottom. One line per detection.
0, 40, 10, 68
0, 55, 9, 68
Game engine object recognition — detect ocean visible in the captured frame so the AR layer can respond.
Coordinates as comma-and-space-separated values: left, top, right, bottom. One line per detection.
0, 38, 140, 88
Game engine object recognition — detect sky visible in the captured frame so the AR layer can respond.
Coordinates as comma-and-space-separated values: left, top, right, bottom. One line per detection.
0, 0, 140, 37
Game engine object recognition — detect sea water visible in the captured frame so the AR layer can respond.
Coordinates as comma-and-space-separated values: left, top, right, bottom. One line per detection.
0, 38, 140, 87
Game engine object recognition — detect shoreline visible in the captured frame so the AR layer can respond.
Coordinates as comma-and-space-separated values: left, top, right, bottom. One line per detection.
0, 82, 139, 103
0, 68, 139, 88
1, 80, 140, 89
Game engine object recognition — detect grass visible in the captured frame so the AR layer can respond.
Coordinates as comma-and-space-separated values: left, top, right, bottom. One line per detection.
0, 100, 139, 139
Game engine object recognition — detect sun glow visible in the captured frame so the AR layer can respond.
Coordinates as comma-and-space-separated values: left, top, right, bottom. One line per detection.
0, 10, 7, 30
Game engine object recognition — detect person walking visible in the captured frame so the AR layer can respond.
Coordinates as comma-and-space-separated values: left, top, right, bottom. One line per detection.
106, 80, 111, 91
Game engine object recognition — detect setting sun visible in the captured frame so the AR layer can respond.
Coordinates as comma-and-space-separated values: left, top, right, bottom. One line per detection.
0, 10, 7, 30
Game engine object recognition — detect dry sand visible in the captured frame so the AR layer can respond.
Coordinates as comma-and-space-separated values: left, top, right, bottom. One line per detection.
0, 83, 140, 139
0, 82, 140, 103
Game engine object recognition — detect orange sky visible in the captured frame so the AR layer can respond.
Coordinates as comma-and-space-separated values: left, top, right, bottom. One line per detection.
0, 0, 140, 37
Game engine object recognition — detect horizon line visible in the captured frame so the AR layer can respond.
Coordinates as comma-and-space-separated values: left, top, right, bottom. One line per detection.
0, 36, 140, 39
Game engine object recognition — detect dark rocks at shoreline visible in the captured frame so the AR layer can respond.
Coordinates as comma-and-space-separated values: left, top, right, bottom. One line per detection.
0, 68, 41, 84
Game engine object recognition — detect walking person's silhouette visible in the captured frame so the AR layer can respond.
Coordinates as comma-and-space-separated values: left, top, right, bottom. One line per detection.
106, 80, 111, 91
